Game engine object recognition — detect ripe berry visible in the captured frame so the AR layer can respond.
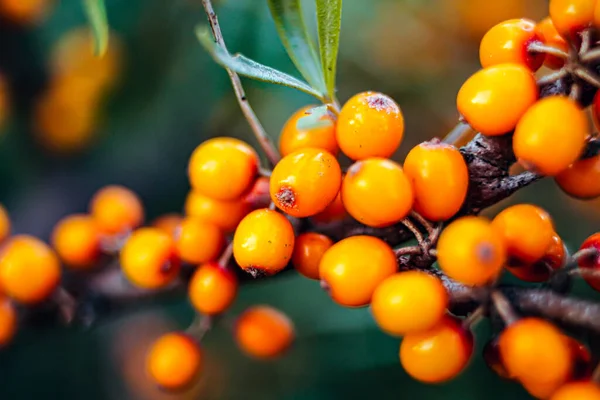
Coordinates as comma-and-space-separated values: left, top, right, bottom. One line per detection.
336, 91, 404, 160
371, 271, 448, 336
0, 235, 61, 304
457, 63, 537, 136
551, 382, 600, 400
120, 228, 180, 289
403, 140, 469, 221
0, 296, 16, 346
491, 204, 555, 264
188, 137, 259, 201
0, 0, 51, 25
535, 18, 569, 69
89, 185, 144, 236
577, 232, 600, 291
506, 232, 566, 282
499, 318, 572, 390
174, 217, 224, 265
514, 96, 588, 176
342, 158, 414, 227
292, 233, 333, 280
549, 0, 595, 39
310, 191, 348, 225
0, 75, 8, 130
146, 332, 202, 391
270, 148, 341, 218
479, 19, 544, 71
482, 339, 512, 379
188, 263, 237, 315
0, 204, 10, 243
555, 154, 600, 199
235, 305, 295, 359
184, 191, 250, 233
51, 214, 101, 269
319, 235, 397, 307
233, 209, 295, 277
399, 316, 473, 383
242, 176, 271, 210
593, 90, 600, 130
278, 105, 338, 156
437, 216, 506, 286
151, 213, 183, 237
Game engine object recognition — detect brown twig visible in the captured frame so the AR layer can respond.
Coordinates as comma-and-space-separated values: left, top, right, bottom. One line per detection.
528, 42, 570, 59
491, 290, 518, 326
410, 211, 434, 236
443, 121, 473, 146
400, 218, 426, 252
394, 245, 422, 257
218, 241, 234, 269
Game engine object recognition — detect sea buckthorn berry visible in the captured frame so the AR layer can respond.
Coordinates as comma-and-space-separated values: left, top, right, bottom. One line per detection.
270, 148, 342, 218
51, 214, 101, 269
319, 236, 397, 307
292, 233, 333, 280
310, 191, 348, 225
242, 176, 271, 210
184, 191, 250, 233
514, 96, 588, 176
577, 232, 600, 291
120, 228, 180, 289
483, 339, 513, 379
403, 140, 468, 221
336, 91, 404, 160
0, 0, 51, 25
551, 382, 600, 400
437, 216, 506, 286
188, 137, 259, 201
371, 271, 448, 336
0, 235, 61, 304
535, 18, 569, 69
555, 154, 600, 199
342, 158, 414, 227
279, 105, 338, 156
146, 332, 202, 391
400, 316, 473, 383
188, 263, 237, 315
174, 217, 224, 265
567, 337, 593, 380
456, 63, 538, 136
479, 19, 544, 71
593, 91, 600, 130
89, 185, 144, 236
521, 377, 566, 399
233, 209, 295, 277
0, 75, 8, 131
151, 213, 183, 237
506, 232, 566, 282
0, 297, 16, 346
235, 305, 295, 359
550, 0, 595, 39
499, 318, 572, 389
491, 204, 554, 264
0, 204, 10, 243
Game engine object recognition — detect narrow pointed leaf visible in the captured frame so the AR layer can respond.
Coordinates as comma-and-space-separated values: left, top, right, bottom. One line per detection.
82, 0, 109, 56
296, 105, 333, 130
316, 0, 342, 99
196, 26, 324, 100
267, 0, 326, 93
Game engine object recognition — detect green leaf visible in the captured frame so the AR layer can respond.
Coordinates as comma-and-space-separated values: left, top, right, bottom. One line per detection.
296, 105, 333, 130
316, 0, 342, 100
82, 0, 109, 56
267, 0, 326, 94
195, 26, 324, 100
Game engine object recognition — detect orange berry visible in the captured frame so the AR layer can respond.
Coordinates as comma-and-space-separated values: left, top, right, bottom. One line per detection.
235, 305, 295, 359
291, 233, 333, 280
535, 18, 569, 69
555, 154, 600, 199
336, 91, 404, 160
551, 382, 600, 400
456, 63, 538, 136
0, 296, 16, 346
521, 377, 565, 399
342, 158, 414, 227
499, 318, 572, 388
371, 271, 448, 336
479, 19, 544, 71
550, 0, 596, 39
270, 148, 342, 218
514, 96, 588, 176
482, 339, 513, 379
567, 337, 593, 380
89, 185, 144, 236
403, 140, 469, 221
506, 232, 566, 282
577, 232, 600, 291
319, 236, 397, 307
400, 316, 473, 383
151, 213, 183, 237
233, 209, 295, 277
278, 105, 338, 156
146, 332, 202, 391
491, 204, 554, 263
174, 217, 224, 265
310, 191, 348, 225
120, 228, 180, 289
437, 216, 506, 286
242, 176, 271, 210
0, 74, 8, 131
184, 191, 250, 233
51, 214, 101, 269
188, 262, 237, 315
188, 137, 259, 201
0, 235, 61, 304
0, 204, 10, 243
0, 0, 50, 25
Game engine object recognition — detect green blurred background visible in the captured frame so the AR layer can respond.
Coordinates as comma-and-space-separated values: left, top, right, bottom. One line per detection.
1, 0, 600, 398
